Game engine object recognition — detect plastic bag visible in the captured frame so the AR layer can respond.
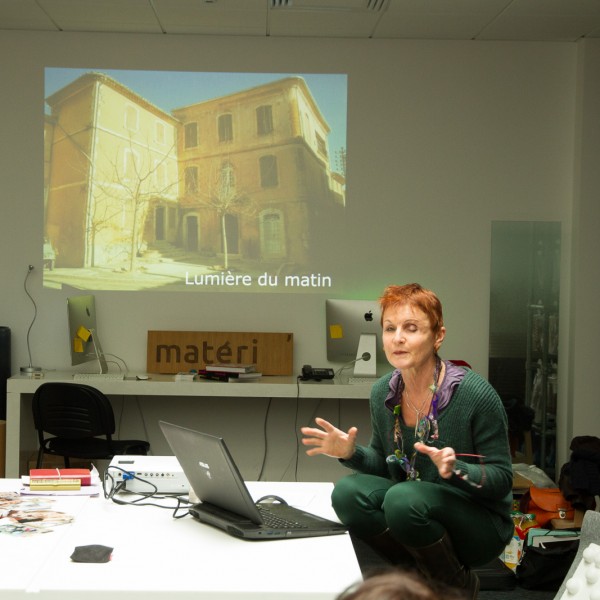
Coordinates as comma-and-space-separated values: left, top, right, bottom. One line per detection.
512, 463, 556, 488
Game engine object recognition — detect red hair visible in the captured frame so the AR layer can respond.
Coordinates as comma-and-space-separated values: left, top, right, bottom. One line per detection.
379, 283, 444, 335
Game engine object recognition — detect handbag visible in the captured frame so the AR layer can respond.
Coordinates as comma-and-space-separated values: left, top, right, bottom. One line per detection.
519, 486, 574, 527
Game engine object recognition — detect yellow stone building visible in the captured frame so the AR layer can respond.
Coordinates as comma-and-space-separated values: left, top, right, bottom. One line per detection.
44, 73, 344, 277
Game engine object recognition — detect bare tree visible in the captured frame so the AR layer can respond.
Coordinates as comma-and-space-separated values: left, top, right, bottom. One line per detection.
47, 121, 178, 272
81, 141, 179, 271
192, 158, 258, 270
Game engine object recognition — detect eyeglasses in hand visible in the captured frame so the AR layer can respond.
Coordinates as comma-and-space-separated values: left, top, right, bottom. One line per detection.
452, 453, 486, 489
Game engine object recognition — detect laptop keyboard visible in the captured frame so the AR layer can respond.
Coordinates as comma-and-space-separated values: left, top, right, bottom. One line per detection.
257, 505, 309, 529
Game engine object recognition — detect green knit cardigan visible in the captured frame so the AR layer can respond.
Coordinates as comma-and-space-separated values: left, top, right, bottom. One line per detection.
342, 368, 514, 543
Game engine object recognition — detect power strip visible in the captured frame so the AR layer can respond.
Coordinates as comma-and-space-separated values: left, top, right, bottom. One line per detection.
559, 543, 600, 600
108, 455, 190, 494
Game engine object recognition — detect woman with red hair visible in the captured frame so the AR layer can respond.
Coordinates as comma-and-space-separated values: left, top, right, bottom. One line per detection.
302, 284, 513, 599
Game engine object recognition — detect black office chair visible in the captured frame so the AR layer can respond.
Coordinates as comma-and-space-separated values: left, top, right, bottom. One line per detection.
32, 382, 150, 469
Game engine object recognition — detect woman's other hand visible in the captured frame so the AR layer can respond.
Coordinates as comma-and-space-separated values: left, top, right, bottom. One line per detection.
301, 417, 357, 460
414, 442, 456, 479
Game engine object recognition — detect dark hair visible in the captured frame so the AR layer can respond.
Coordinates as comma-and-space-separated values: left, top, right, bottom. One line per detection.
379, 283, 444, 336
337, 569, 450, 600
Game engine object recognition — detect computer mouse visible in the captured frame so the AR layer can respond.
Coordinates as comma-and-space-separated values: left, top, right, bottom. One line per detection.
256, 495, 288, 505
135, 374, 149, 380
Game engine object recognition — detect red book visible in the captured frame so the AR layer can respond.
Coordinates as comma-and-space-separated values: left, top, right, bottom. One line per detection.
29, 468, 92, 486
196, 369, 228, 381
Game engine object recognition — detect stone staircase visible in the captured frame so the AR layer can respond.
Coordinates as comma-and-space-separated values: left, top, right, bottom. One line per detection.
142, 240, 192, 263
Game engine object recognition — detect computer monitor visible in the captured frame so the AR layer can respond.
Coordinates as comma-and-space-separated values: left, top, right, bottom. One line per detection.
67, 294, 108, 374
325, 299, 385, 378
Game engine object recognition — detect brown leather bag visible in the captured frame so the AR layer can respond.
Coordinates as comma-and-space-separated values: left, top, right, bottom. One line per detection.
519, 487, 574, 527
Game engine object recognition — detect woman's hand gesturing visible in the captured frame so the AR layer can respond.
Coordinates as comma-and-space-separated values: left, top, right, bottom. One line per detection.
414, 442, 456, 479
301, 417, 358, 460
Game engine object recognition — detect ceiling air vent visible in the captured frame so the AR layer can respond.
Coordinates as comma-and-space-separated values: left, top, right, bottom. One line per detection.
366, 0, 387, 12
269, 0, 389, 11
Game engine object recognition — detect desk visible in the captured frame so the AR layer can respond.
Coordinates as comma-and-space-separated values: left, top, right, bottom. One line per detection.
0, 479, 362, 599
6, 372, 373, 478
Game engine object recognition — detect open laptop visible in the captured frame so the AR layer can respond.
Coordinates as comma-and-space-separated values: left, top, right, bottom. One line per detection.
159, 420, 347, 540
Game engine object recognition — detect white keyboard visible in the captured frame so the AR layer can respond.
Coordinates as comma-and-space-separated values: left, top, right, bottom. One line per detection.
348, 377, 378, 385
73, 373, 125, 381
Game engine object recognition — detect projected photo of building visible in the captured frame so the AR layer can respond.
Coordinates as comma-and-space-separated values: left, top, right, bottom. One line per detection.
43, 70, 347, 292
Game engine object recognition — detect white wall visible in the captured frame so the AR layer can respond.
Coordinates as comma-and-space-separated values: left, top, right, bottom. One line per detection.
1, 30, 595, 481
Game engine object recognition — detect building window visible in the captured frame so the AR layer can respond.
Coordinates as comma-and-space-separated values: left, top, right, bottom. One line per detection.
260, 210, 285, 258
220, 161, 235, 198
124, 104, 139, 132
218, 114, 233, 143
184, 122, 198, 148
155, 206, 166, 241
155, 121, 166, 144
123, 148, 140, 180
168, 206, 177, 228
256, 105, 273, 135
259, 155, 278, 188
316, 132, 328, 158
154, 160, 167, 189
185, 166, 198, 194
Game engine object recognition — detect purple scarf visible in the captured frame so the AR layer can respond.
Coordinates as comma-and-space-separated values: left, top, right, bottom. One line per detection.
384, 359, 467, 413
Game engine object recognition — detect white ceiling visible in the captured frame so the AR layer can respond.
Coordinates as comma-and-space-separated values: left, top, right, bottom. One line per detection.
1, 0, 599, 42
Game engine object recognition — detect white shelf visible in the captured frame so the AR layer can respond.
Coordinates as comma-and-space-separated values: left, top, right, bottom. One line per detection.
5, 371, 375, 478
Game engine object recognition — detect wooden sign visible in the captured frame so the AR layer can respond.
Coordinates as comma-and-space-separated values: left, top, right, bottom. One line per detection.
146, 331, 293, 375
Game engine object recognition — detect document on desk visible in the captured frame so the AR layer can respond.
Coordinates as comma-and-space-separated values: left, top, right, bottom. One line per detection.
19, 483, 102, 497
0, 491, 86, 536
20, 469, 102, 496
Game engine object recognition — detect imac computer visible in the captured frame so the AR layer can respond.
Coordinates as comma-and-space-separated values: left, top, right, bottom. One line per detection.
325, 299, 385, 380
67, 294, 108, 374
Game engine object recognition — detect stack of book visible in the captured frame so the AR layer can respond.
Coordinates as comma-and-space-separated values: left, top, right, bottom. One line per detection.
29, 468, 92, 491
197, 363, 262, 382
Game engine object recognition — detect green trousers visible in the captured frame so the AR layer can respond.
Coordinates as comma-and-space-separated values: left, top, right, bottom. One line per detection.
332, 473, 507, 567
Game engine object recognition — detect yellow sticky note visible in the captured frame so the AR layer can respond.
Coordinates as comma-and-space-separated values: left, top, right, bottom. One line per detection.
73, 337, 84, 353
329, 324, 343, 339
76, 325, 91, 341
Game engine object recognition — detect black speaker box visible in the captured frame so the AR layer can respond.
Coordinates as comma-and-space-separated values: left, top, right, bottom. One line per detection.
0, 326, 11, 420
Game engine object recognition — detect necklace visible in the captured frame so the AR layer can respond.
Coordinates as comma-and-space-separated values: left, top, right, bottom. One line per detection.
403, 387, 431, 421
386, 356, 442, 481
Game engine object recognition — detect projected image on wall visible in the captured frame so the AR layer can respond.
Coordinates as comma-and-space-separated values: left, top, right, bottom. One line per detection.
43, 69, 347, 293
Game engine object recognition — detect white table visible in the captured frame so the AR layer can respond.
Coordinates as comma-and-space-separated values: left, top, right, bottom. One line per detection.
0, 479, 362, 599
6, 372, 373, 478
